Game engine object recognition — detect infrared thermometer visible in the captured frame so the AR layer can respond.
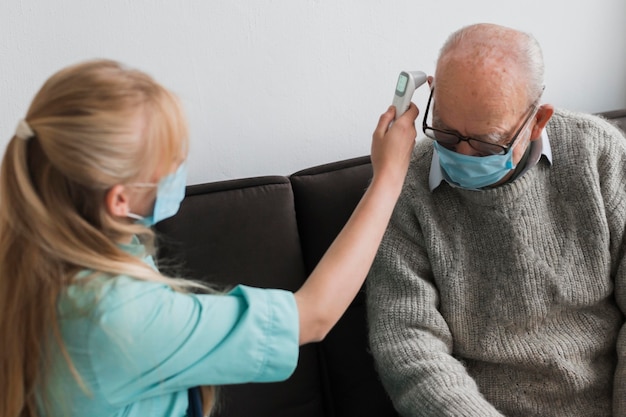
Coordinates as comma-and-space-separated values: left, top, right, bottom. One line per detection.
392, 71, 428, 119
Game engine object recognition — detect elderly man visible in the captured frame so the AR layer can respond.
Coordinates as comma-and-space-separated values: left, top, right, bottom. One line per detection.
367, 23, 626, 416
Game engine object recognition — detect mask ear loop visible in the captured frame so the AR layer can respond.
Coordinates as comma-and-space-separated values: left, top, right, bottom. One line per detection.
126, 212, 145, 221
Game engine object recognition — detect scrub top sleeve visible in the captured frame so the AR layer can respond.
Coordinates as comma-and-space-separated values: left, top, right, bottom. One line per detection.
88, 279, 299, 407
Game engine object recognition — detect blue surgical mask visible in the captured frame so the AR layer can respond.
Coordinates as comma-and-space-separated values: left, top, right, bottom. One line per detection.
127, 162, 187, 226
433, 142, 515, 190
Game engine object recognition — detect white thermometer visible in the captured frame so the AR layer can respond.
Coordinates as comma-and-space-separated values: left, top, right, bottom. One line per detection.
392, 71, 428, 119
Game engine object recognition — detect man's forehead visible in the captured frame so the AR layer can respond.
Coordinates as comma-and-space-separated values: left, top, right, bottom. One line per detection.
431, 86, 527, 140
433, 85, 523, 119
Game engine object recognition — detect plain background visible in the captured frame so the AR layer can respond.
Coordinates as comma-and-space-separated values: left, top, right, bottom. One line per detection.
1, 0, 625, 184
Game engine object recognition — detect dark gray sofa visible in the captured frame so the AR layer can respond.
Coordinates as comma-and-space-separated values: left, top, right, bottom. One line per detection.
156, 109, 626, 417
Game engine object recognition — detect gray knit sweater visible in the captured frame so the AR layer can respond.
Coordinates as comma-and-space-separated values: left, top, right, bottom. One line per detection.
367, 109, 626, 417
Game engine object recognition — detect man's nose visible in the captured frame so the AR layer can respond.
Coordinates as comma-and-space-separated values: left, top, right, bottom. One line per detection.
453, 140, 481, 156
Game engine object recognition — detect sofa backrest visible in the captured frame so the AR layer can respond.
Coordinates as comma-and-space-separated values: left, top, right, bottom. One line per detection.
599, 108, 626, 134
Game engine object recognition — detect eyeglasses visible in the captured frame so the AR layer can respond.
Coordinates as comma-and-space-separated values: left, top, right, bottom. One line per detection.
422, 87, 539, 156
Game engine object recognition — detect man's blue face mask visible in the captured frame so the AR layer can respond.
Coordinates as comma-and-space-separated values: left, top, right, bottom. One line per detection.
434, 142, 515, 190
432, 105, 538, 190
127, 162, 187, 226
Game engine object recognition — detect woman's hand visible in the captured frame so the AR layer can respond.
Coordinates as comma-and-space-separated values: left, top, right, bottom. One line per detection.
370, 103, 418, 188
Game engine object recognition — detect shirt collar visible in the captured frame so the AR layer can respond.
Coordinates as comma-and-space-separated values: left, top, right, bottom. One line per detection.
429, 129, 552, 191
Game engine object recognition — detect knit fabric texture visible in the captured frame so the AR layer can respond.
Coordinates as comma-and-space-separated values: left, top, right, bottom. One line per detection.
367, 109, 626, 417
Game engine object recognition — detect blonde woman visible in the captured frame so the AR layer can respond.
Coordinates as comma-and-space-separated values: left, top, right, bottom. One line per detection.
0, 59, 418, 417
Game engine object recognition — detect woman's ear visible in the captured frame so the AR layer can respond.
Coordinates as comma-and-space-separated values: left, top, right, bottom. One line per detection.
105, 185, 130, 218
530, 104, 555, 141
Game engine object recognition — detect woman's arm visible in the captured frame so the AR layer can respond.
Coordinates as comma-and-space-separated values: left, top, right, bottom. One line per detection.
294, 103, 418, 345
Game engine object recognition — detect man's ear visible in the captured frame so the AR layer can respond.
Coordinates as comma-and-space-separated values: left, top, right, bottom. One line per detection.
105, 185, 130, 218
530, 104, 555, 141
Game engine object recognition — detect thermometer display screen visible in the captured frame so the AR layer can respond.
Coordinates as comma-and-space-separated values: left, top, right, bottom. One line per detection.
395, 74, 409, 96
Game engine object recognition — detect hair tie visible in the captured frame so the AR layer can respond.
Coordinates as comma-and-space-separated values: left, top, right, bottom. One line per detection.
15, 119, 34, 140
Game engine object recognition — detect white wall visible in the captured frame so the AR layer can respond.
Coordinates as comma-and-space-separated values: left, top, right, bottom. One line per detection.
2, 0, 625, 184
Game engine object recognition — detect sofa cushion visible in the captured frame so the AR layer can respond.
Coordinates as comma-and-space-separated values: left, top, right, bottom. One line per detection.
291, 156, 399, 417
157, 176, 327, 417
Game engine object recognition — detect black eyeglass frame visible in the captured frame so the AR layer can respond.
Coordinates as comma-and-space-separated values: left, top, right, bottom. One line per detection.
422, 87, 540, 156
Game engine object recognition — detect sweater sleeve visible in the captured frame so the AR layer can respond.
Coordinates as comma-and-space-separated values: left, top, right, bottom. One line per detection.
595, 116, 626, 416
613, 250, 626, 416
86, 281, 299, 408
366, 189, 504, 416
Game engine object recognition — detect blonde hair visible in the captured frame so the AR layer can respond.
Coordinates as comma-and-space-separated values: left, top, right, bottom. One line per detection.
0, 59, 215, 416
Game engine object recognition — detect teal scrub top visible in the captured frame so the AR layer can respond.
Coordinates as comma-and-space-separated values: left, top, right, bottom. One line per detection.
40, 246, 299, 417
